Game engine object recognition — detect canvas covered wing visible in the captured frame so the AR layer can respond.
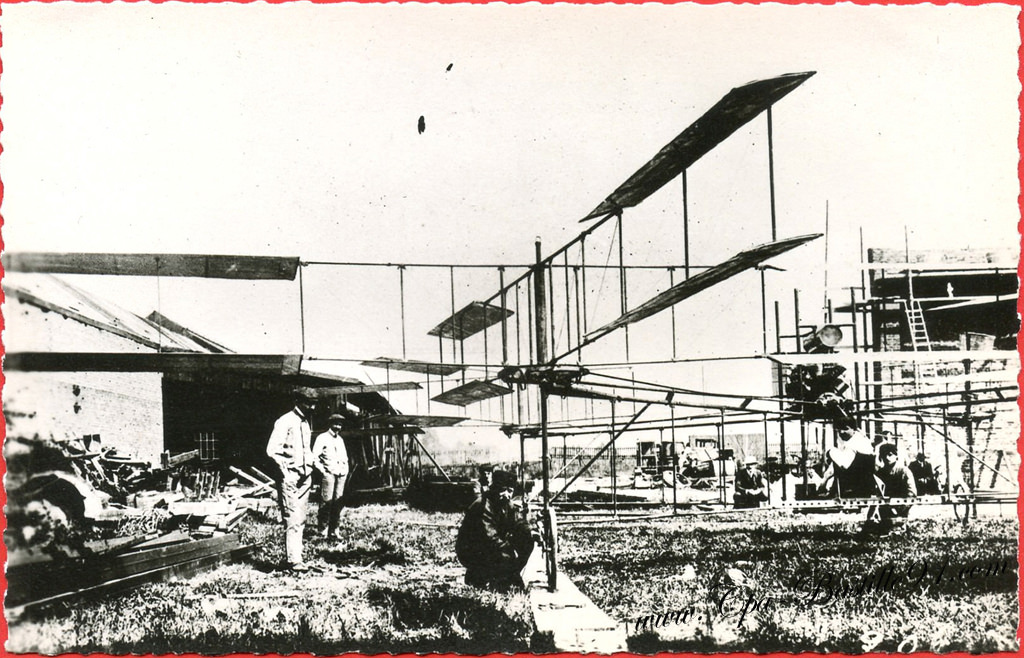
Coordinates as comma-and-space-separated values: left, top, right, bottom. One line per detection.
581, 71, 815, 222
586, 233, 821, 340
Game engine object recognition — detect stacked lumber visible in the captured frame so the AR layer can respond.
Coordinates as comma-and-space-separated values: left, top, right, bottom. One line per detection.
7, 531, 252, 617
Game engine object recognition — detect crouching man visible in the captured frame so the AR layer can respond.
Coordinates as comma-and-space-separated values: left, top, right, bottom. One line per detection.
455, 469, 534, 592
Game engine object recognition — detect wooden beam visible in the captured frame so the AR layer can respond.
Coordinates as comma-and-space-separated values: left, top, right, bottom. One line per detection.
5, 352, 304, 374
2, 252, 299, 280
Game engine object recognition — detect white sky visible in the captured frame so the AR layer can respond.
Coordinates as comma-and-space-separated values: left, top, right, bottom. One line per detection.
1, 2, 1020, 432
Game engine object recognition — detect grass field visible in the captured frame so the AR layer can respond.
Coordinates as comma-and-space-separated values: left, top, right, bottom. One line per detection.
560, 511, 1019, 653
8, 503, 1018, 655
6, 505, 533, 655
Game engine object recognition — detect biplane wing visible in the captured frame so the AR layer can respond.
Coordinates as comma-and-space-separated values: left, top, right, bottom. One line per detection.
581, 71, 815, 222
584, 233, 821, 343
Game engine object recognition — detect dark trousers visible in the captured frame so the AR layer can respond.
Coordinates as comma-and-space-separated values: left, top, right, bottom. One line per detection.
463, 523, 535, 591
317, 473, 346, 537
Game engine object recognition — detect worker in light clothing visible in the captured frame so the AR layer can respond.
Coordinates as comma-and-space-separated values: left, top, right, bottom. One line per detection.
313, 413, 351, 540
266, 388, 317, 572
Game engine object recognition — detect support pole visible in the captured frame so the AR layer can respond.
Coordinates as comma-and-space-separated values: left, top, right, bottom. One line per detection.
398, 265, 407, 360
671, 403, 678, 514
800, 418, 808, 493
767, 106, 777, 242
775, 300, 787, 501
964, 359, 976, 519
759, 267, 768, 354
718, 409, 726, 505
611, 401, 618, 518
298, 264, 306, 354
499, 267, 508, 366
617, 214, 630, 360
534, 239, 550, 504
682, 169, 691, 279
943, 408, 951, 495
850, 287, 861, 402
573, 266, 583, 360
669, 268, 678, 359
449, 267, 458, 365
763, 413, 771, 505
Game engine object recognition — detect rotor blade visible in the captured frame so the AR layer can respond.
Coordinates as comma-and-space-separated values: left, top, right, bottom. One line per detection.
585, 233, 821, 342
581, 71, 815, 222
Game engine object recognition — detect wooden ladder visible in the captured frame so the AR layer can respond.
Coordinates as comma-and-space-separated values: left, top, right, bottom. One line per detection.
903, 299, 936, 385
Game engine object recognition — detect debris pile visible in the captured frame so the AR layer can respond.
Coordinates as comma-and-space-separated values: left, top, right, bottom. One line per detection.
5, 435, 277, 616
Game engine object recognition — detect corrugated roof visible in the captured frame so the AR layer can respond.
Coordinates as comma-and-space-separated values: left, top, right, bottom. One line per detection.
3, 273, 212, 352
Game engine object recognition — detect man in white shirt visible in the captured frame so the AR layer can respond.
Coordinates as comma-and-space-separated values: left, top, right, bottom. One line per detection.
313, 412, 352, 540
266, 387, 317, 572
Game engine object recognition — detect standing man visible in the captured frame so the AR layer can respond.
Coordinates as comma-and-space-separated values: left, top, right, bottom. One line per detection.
456, 469, 535, 592
267, 387, 317, 572
733, 457, 768, 509
908, 452, 938, 495
313, 412, 351, 540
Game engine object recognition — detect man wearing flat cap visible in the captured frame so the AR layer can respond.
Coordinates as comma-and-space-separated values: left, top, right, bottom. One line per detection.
734, 456, 768, 509
455, 469, 535, 591
313, 412, 352, 540
266, 387, 318, 572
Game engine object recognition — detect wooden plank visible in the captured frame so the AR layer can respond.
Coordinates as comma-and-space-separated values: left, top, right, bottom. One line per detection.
7, 535, 240, 605
249, 467, 275, 484
217, 507, 251, 531
525, 550, 627, 653
230, 466, 263, 487
125, 529, 192, 551
1, 252, 299, 280
168, 501, 235, 517
164, 449, 200, 468
5, 352, 303, 374
9, 543, 254, 618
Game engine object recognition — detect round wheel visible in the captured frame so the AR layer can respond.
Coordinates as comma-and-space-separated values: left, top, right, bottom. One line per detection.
542, 506, 558, 591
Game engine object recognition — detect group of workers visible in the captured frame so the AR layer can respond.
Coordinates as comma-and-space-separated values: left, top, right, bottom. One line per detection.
733, 422, 948, 530
265, 388, 535, 588
266, 387, 951, 584
265, 388, 352, 573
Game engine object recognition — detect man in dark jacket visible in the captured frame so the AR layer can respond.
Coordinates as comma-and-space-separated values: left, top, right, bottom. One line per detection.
908, 452, 939, 495
875, 443, 917, 521
733, 457, 768, 509
456, 469, 534, 591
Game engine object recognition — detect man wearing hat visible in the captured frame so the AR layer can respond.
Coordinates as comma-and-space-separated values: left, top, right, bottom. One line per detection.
313, 412, 352, 540
455, 469, 534, 591
734, 456, 768, 509
819, 422, 877, 499
266, 387, 317, 572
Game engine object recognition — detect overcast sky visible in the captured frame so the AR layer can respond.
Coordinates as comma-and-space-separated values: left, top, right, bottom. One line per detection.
2, 2, 1019, 430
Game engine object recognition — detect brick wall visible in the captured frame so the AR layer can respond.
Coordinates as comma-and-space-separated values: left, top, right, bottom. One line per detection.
4, 299, 165, 465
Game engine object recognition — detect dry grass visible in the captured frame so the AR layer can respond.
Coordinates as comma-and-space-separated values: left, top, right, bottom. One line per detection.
6, 504, 534, 655
560, 511, 1019, 653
